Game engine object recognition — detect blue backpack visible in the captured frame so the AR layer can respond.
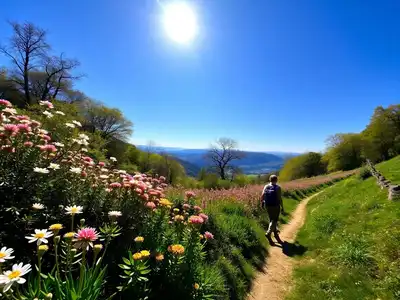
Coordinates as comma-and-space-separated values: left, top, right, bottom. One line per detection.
262, 184, 279, 207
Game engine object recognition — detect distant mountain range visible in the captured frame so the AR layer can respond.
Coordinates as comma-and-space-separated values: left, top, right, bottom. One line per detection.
137, 146, 300, 176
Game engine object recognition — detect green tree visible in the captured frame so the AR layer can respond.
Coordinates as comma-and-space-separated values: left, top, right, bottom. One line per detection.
362, 105, 400, 162
323, 133, 366, 172
81, 100, 133, 141
280, 152, 326, 181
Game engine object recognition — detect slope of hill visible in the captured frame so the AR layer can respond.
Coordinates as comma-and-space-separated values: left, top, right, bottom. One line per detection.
287, 156, 400, 300
173, 157, 201, 177
137, 146, 293, 175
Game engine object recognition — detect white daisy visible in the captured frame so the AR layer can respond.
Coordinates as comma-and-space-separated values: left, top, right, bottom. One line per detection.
99, 174, 109, 179
25, 229, 53, 245
33, 167, 50, 174
42, 111, 53, 118
65, 205, 83, 215
32, 203, 44, 210
48, 163, 60, 170
2, 108, 17, 115
79, 133, 89, 141
72, 120, 82, 127
101, 168, 109, 172
117, 170, 127, 174
39, 101, 54, 109
109, 157, 117, 162
38, 129, 48, 135
65, 123, 76, 129
54, 142, 65, 147
108, 211, 122, 218
81, 148, 88, 152
0, 263, 31, 292
70, 167, 82, 174
55, 111, 65, 115
0, 247, 15, 263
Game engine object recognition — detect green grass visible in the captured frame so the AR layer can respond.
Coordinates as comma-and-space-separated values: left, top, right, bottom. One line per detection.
376, 155, 400, 184
287, 156, 400, 300
201, 182, 336, 300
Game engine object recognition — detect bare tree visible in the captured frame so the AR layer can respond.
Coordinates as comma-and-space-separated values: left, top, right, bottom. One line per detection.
0, 22, 50, 105
29, 54, 81, 101
205, 138, 245, 180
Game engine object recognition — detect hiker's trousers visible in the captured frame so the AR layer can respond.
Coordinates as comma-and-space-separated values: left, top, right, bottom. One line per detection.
266, 206, 280, 235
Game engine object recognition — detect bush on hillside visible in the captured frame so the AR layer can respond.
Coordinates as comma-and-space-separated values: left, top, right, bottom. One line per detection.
358, 167, 372, 180
0, 99, 224, 299
280, 152, 327, 181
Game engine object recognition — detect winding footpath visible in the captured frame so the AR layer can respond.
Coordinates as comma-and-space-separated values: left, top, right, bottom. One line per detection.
248, 192, 322, 300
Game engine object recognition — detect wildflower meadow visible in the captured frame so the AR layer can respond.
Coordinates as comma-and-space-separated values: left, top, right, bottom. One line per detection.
0, 99, 222, 299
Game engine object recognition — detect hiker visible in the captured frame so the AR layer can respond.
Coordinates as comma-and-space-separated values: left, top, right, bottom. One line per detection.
261, 174, 284, 245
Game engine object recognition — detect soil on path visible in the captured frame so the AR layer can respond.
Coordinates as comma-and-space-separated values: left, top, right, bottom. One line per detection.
248, 192, 322, 300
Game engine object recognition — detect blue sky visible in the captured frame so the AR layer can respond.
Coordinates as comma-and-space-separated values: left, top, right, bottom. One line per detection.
1, 0, 399, 152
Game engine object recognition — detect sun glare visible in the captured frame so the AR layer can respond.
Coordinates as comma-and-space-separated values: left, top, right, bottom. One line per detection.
162, 1, 198, 44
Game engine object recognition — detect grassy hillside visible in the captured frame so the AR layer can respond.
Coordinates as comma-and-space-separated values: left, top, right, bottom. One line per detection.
376, 155, 400, 184
287, 156, 400, 300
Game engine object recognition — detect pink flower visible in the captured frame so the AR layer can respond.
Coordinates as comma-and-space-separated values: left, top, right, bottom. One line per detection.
74, 227, 99, 250
194, 205, 202, 213
39, 145, 57, 152
81, 171, 87, 177
17, 123, 31, 133
3, 124, 19, 135
189, 216, 204, 225
30, 120, 41, 127
159, 176, 166, 182
109, 182, 122, 188
24, 141, 34, 147
98, 162, 105, 167
146, 202, 156, 209
204, 231, 214, 240
83, 156, 93, 163
183, 203, 191, 210
199, 213, 209, 223
140, 194, 149, 201
135, 188, 143, 195
39, 100, 54, 109
185, 191, 196, 199
16, 115, 30, 121
0, 99, 12, 107
41, 135, 51, 142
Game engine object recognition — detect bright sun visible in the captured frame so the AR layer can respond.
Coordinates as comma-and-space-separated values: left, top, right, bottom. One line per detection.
162, 1, 198, 44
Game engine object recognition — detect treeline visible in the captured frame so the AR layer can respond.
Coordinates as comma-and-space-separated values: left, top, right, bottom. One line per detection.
0, 21, 186, 183
280, 104, 400, 181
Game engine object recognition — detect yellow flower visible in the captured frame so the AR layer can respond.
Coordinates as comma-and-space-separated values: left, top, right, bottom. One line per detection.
94, 244, 103, 254
194, 283, 200, 290
64, 232, 75, 239
140, 250, 150, 258
168, 244, 185, 256
132, 252, 142, 261
134, 236, 144, 243
49, 224, 63, 231
174, 215, 185, 222
38, 245, 49, 251
155, 253, 164, 261
199, 234, 204, 240
159, 198, 172, 207
173, 208, 180, 213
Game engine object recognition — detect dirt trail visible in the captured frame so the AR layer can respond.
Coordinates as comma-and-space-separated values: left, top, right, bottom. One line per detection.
248, 192, 322, 300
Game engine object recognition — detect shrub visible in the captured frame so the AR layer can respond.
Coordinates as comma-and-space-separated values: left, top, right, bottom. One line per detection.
358, 167, 372, 180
